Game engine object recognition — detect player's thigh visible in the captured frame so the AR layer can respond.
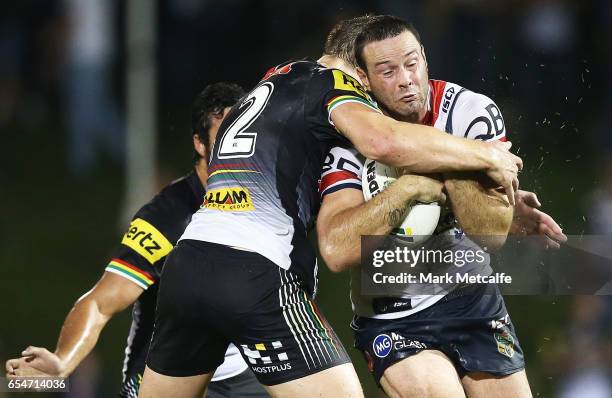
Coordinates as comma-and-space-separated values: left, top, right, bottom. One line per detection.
138, 366, 213, 398
461, 369, 532, 398
380, 350, 465, 398
206, 369, 270, 398
264, 363, 362, 398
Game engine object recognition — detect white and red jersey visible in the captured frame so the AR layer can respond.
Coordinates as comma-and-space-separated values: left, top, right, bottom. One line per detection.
319, 80, 506, 319
320, 79, 507, 198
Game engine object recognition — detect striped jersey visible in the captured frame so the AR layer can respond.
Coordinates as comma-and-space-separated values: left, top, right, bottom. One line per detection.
319, 80, 507, 319
181, 60, 379, 295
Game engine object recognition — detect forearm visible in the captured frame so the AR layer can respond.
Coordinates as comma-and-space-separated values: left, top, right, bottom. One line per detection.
378, 120, 494, 173
53, 293, 111, 376
339, 109, 494, 173
444, 173, 513, 248
318, 176, 419, 271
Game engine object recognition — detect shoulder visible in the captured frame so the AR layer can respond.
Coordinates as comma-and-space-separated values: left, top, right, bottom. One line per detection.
433, 80, 506, 141
131, 173, 200, 244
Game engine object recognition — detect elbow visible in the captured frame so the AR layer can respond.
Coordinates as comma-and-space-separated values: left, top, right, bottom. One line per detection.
319, 241, 353, 273
365, 138, 393, 162
463, 227, 509, 252
480, 235, 508, 252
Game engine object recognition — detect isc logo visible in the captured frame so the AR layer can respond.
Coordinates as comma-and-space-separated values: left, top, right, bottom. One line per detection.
372, 334, 393, 358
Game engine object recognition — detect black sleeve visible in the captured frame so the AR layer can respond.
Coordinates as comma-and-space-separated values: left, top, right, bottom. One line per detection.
104, 185, 193, 290
305, 68, 380, 141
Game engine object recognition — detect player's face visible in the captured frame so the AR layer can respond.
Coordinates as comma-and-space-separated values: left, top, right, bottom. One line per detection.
357, 31, 429, 123
209, 107, 232, 145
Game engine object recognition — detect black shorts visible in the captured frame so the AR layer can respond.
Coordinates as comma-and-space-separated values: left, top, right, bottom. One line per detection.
119, 369, 269, 398
352, 284, 525, 384
146, 240, 350, 386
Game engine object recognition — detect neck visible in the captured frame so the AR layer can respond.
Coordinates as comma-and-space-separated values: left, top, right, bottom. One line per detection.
317, 55, 363, 85
194, 159, 208, 188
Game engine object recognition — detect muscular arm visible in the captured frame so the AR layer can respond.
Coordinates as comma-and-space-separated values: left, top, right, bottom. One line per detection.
7, 273, 142, 377
444, 172, 513, 251
317, 175, 443, 273
332, 104, 493, 172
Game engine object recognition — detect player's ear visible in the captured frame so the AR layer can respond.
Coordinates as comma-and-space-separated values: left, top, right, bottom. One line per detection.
356, 67, 370, 90
193, 134, 207, 158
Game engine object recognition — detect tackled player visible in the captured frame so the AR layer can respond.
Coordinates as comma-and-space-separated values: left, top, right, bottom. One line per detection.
316, 15, 567, 398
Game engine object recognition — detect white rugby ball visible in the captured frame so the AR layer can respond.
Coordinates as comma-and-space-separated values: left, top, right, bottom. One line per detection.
362, 158, 440, 243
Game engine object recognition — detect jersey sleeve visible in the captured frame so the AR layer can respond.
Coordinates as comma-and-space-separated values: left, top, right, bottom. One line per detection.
451, 92, 507, 142
319, 146, 364, 197
305, 68, 381, 140
105, 211, 175, 290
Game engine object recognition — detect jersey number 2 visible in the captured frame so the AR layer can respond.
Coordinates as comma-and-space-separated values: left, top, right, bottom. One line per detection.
217, 82, 274, 159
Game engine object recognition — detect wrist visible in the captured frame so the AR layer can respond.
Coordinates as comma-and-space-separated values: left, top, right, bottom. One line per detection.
478, 141, 497, 171
397, 175, 420, 202
54, 353, 70, 377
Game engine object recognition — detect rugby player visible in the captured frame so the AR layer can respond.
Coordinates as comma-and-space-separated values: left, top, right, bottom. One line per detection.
5, 83, 270, 398
137, 16, 524, 398
316, 15, 566, 398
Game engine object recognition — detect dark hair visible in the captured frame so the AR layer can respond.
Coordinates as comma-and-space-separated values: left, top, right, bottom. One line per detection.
354, 15, 422, 70
324, 14, 376, 66
191, 82, 245, 161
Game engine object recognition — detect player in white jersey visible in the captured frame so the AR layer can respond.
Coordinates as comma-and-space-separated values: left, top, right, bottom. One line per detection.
316, 15, 566, 398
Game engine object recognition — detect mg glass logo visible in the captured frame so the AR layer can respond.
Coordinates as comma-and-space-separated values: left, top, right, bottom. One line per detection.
372, 334, 392, 358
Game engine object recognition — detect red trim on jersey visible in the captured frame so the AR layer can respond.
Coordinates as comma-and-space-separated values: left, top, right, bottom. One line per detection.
262, 62, 294, 80
110, 258, 154, 280
319, 170, 359, 193
425, 80, 447, 127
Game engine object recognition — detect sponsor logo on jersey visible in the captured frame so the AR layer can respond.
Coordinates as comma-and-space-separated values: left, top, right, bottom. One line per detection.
372, 334, 393, 358
490, 314, 511, 330
242, 341, 290, 373
494, 330, 515, 358
365, 159, 381, 197
332, 69, 368, 98
441, 86, 456, 113
390, 332, 427, 351
203, 187, 254, 211
121, 218, 173, 264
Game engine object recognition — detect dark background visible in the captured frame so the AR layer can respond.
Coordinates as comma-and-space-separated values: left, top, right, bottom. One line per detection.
1, 0, 612, 397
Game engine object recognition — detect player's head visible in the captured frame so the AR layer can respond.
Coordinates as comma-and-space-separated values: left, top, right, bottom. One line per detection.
324, 14, 376, 66
191, 82, 245, 163
354, 15, 428, 123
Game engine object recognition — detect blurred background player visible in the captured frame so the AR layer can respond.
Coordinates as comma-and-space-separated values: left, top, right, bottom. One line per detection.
5, 82, 270, 398
317, 15, 567, 398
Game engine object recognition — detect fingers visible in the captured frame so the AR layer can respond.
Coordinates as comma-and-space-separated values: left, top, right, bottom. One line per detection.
520, 190, 541, 207
505, 180, 516, 206
438, 191, 447, 205
6, 359, 18, 374
513, 153, 523, 171
512, 175, 519, 192
22, 346, 45, 358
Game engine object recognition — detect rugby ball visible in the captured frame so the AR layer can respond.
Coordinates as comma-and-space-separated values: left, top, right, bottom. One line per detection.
362, 159, 440, 243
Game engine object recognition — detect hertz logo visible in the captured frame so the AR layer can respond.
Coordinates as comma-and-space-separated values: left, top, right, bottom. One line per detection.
121, 218, 173, 264
332, 70, 368, 98
203, 187, 255, 211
